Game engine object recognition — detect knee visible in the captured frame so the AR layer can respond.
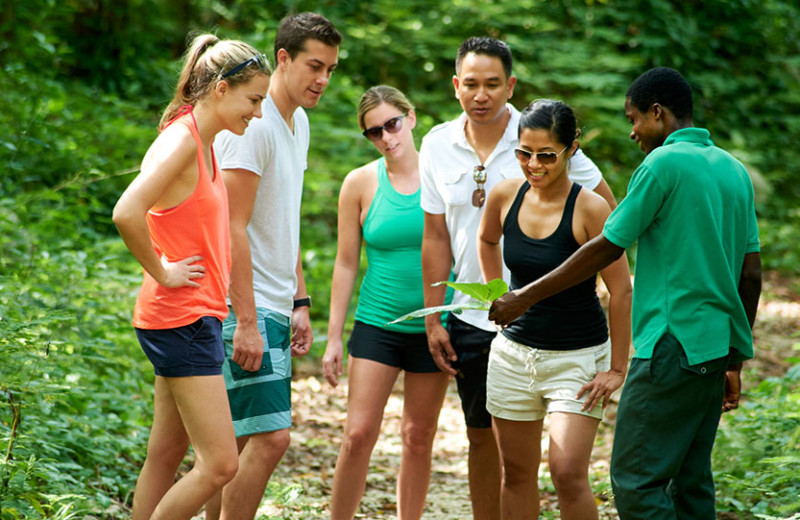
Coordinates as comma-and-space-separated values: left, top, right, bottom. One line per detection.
501, 457, 536, 488
201, 454, 239, 489
254, 429, 291, 460
146, 437, 189, 469
401, 421, 437, 456
466, 426, 495, 448
549, 461, 589, 499
341, 424, 380, 456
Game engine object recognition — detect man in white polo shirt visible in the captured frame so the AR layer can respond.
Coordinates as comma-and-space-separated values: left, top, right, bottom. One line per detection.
419, 36, 616, 520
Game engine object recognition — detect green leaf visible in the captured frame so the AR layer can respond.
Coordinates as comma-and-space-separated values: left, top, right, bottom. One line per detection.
386, 279, 509, 325
386, 301, 488, 325
431, 278, 508, 303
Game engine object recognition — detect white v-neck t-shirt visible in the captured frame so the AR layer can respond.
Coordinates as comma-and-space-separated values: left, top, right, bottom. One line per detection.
215, 94, 310, 317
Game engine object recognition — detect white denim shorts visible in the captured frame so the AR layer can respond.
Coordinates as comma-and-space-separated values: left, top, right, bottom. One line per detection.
486, 333, 611, 421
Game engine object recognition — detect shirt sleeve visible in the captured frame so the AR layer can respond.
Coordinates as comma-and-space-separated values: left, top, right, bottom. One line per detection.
745, 194, 760, 254
603, 163, 666, 248
215, 125, 270, 177
419, 139, 445, 214
566, 148, 603, 191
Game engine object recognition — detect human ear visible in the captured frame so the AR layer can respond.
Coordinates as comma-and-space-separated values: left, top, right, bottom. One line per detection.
506, 75, 517, 99
568, 138, 579, 158
651, 103, 663, 120
407, 109, 417, 130
452, 75, 460, 99
277, 48, 290, 68
215, 80, 229, 98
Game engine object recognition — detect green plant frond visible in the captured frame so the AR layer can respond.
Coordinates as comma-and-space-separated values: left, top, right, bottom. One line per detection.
431, 278, 509, 303
386, 301, 488, 325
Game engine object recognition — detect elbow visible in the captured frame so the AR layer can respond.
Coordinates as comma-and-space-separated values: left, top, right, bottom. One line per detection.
111, 203, 132, 231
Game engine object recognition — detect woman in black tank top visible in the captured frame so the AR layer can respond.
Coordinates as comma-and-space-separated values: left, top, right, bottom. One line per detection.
476, 100, 632, 519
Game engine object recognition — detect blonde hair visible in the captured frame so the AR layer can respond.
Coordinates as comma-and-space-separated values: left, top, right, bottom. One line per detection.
160, 34, 271, 129
357, 85, 414, 130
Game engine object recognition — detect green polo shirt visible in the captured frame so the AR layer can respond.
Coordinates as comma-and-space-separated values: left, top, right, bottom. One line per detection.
603, 128, 760, 365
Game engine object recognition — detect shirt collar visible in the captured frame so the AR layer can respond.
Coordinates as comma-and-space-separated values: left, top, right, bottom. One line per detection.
663, 127, 713, 147
451, 104, 522, 156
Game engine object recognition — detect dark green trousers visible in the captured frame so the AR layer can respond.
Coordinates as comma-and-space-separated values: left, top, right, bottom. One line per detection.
610, 333, 729, 519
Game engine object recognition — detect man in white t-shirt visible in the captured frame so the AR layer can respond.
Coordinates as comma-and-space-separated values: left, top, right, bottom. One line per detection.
419, 36, 616, 520
208, 13, 341, 520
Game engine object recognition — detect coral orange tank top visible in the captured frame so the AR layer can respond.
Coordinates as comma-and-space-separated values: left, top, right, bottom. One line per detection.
133, 107, 231, 329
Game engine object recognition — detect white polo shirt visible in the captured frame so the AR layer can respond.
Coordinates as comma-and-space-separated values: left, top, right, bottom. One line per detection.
419, 104, 603, 331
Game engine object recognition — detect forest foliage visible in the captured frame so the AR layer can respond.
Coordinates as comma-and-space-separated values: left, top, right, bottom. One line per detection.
1, 0, 800, 518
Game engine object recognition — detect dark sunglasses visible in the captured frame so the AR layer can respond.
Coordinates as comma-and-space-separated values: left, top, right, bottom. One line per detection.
514, 146, 568, 165
362, 114, 406, 141
221, 53, 270, 79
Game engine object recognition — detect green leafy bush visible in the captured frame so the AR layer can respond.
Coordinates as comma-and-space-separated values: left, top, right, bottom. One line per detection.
713, 365, 800, 517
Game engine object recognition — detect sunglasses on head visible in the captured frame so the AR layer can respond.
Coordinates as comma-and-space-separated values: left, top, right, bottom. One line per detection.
221, 53, 269, 79
362, 114, 406, 141
514, 146, 568, 165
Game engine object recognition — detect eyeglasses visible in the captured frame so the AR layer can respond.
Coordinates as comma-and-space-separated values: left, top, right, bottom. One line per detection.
472, 165, 487, 208
362, 114, 406, 141
514, 146, 568, 165
221, 53, 270, 79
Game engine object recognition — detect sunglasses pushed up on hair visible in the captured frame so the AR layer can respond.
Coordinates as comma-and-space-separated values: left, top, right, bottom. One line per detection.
514, 146, 568, 165
362, 114, 407, 141
221, 53, 270, 79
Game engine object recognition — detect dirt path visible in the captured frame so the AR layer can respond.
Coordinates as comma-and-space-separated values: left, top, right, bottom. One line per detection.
239, 274, 799, 519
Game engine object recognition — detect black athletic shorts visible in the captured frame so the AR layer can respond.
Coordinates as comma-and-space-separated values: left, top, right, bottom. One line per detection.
447, 314, 496, 429
347, 320, 440, 373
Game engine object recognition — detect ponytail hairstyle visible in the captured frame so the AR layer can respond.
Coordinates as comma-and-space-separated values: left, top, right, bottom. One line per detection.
160, 34, 272, 130
357, 85, 414, 130
518, 99, 578, 150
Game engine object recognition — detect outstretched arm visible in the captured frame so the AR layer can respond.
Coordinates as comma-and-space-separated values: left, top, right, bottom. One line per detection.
489, 235, 625, 326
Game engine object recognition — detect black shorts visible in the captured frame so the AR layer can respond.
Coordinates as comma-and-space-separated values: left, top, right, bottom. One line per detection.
347, 320, 440, 373
135, 316, 224, 377
448, 314, 496, 429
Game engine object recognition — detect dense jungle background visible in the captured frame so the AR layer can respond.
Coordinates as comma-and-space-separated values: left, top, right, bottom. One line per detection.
1, 0, 799, 518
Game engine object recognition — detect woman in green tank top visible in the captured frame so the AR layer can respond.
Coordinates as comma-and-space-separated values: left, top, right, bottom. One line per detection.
323, 86, 450, 520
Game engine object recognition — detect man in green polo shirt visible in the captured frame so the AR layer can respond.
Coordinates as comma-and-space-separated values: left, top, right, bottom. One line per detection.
487, 66, 762, 519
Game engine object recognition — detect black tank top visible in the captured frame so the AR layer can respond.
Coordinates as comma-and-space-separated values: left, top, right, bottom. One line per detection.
501, 182, 608, 350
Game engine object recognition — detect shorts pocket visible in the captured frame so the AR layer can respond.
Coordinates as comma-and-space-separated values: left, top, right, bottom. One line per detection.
228, 357, 273, 381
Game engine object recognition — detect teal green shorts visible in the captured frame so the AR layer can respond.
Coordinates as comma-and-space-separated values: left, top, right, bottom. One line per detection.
222, 307, 292, 437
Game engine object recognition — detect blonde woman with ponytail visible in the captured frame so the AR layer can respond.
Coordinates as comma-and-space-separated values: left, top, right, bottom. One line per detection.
112, 34, 270, 520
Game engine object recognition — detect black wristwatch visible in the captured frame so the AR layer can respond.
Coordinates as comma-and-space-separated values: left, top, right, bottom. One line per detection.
293, 296, 311, 310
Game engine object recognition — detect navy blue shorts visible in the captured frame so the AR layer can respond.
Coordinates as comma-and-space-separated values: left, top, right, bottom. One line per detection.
135, 316, 224, 377
347, 320, 440, 373
448, 314, 495, 429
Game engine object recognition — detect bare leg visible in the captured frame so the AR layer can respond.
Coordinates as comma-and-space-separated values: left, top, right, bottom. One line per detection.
396, 370, 449, 520
330, 357, 400, 520
133, 376, 191, 520
466, 426, 502, 520
217, 429, 291, 520
205, 436, 249, 520
492, 416, 543, 520
138, 375, 238, 520
547, 412, 600, 520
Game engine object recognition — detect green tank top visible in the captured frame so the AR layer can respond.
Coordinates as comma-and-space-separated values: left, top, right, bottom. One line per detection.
354, 158, 441, 333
